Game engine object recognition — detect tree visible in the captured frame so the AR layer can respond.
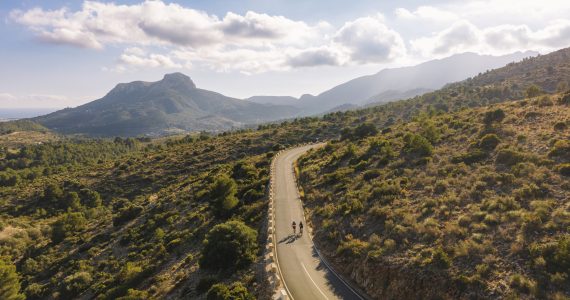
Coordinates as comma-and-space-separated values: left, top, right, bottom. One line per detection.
483, 109, 505, 125
206, 282, 254, 300
525, 84, 543, 98
209, 175, 239, 216
0, 259, 25, 300
200, 220, 258, 270
403, 133, 433, 157
80, 189, 102, 208
43, 183, 64, 205
52, 212, 87, 243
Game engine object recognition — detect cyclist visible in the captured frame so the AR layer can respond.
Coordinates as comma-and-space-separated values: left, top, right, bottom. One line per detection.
292, 221, 296, 234
299, 221, 304, 234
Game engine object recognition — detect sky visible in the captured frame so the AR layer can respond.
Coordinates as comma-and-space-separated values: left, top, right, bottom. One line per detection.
1, 0, 569, 109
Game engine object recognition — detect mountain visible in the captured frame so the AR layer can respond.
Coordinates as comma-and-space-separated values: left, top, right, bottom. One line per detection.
246, 95, 300, 107
294, 51, 537, 114
33, 73, 300, 137
365, 88, 433, 106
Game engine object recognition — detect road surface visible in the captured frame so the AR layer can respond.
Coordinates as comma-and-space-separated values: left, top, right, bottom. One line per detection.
273, 145, 364, 300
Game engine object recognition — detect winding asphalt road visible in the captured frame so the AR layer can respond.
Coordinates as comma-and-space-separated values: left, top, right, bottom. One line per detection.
273, 145, 365, 300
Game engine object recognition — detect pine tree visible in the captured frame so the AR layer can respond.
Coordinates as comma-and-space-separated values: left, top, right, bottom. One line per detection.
0, 259, 25, 300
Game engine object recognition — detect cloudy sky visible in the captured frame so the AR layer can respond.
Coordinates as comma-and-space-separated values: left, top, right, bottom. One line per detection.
1, 0, 569, 109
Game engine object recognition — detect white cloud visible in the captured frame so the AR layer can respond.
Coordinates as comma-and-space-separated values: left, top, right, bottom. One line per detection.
395, 6, 459, 24
9, 1, 405, 73
334, 16, 406, 64
9, 0, 570, 74
118, 48, 181, 69
411, 19, 570, 58
286, 46, 346, 67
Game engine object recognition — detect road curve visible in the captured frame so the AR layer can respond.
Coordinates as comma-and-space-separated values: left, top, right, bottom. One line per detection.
273, 145, 364, 300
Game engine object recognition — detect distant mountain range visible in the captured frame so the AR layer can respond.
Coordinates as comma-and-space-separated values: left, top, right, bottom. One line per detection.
33, 73, 299, 137
252, 51, 538, 114
29, 51, 538, 137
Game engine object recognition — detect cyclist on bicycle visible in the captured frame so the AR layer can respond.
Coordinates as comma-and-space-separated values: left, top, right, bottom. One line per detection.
299, 221, 304, 234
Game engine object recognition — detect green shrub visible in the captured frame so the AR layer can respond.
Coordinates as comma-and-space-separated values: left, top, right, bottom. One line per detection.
337, 237, 369, 258
495, 149, 526, 166
116, 289, 150, 300
200, 220, 258, 270
209, 174, 239, 216
52, 212, 87, 243
452, 149, 487, 164
0, 259, 25, 300
63, 271, 93, 296
552, 235, 570, 272
403, 133, 433, 157
206, 282, 253, 300
557, 163, 570, 176
206, 284, 230, 300
479, 134, 501, 151
525, 85, 543, 98
483, 109, 505, 125
113, 205, 143, 226
352, 123, 378, 140
549, 140, 570, 161
510, 273, 537, 295
558, 92, 570, 105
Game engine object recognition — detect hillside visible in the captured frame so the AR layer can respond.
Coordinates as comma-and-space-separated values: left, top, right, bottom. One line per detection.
1, 45, 569, 299
0, 117, 341, 299
33, 73, 300, 137
297, 94, 570, 299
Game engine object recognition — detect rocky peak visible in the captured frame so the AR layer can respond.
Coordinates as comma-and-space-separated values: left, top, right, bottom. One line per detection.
160, 73, 196, 89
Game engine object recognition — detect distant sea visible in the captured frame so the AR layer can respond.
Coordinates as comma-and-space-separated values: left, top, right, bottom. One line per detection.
0, 108, 59, 122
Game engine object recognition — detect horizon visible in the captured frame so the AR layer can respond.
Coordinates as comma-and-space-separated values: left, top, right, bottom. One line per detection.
1, 0, 569, 109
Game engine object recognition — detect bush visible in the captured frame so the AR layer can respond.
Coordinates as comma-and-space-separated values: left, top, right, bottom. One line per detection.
209, 175, 239, 216
483, 109, 505, 125
549, 140, 570, 161
510, 274, 537, 295
495, 149, 526, 166
353, 123, 378, 140
403, 133, 433, 157
0, 259, 25, 300
557, 164, 570, 176
452, 149, 487, 164
113, 205, 143, 226
337, 238, 369, 258
206, 282, 253, 300
200, 220, 258, 270
52, 212, 87, 243
552, 235, 570, 272
63, 271, 93, 296
116, 289, 150, 300
558, 92, 570, 105
525, 85, 543, 98
479, 134, 501, 151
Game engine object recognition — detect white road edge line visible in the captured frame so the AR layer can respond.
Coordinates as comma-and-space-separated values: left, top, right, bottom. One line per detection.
302, 262, 330, 300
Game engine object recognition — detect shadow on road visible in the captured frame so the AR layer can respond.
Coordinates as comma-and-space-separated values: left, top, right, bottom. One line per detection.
278, 234, 302, 244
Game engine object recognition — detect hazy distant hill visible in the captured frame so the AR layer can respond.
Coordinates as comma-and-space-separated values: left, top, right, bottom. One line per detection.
246, 95, 300, 107
250, 51, 537, 115
33, 73, 300, 137
296, 51, 537, 114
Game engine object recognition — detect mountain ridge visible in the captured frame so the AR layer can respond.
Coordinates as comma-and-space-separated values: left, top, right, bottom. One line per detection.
33, 73, 300, 137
